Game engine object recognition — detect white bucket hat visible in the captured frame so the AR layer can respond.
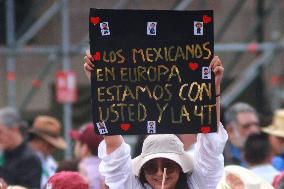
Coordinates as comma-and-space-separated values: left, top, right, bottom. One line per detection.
132, 134, 193, 176
217, 165, 274, 189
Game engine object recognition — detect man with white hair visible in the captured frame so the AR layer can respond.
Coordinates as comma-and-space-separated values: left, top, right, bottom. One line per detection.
224, 102, 260, 166
0, 107, 42, 188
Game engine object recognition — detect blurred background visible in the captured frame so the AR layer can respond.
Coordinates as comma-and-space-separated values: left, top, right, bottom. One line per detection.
0, 0, 284, 159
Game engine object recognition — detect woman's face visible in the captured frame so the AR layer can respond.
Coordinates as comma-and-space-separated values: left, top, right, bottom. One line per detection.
143, 158, 181, 189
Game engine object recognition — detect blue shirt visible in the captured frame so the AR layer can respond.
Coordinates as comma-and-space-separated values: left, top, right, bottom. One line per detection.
272, 155, 284, 171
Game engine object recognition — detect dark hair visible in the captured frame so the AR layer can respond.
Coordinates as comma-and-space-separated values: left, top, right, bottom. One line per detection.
244, 133, 271, 165
139, 167, 189, 189
56, 159, 79, 172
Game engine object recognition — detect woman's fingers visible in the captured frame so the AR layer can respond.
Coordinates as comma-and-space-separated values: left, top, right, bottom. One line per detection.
84, 56, 94, 68
84, 63, 94, 71
213, 65, 224, 74
209, 56, 222, 70
83, 49, 94, 81
208, 56, 224, 76
86, 49, 93, 60
209, 56, 218, 69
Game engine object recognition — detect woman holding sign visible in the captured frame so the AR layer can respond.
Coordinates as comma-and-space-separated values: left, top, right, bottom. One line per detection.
84, 51, 227, 189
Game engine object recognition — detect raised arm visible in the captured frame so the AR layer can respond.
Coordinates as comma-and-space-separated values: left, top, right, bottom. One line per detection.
189, 56, 227, 189
209, 56, 224, 128
83, 49, 123, 154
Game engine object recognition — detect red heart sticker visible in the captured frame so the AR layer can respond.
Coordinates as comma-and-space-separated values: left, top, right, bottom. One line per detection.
188, 62, 198, 71
203, 15, 212, 24
90, 17, 100, 25
121, 123, 131, 131
93, 52, 101, 61
201, 126, 211, 133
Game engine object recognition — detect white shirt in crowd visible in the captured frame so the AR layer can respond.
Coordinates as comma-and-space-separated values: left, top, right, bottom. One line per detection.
79, 156, 103, 189
36, 152, 57, 189
250, 164, 280, 184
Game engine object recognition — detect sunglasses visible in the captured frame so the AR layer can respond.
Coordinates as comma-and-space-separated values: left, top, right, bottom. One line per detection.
143, 159, 180, 175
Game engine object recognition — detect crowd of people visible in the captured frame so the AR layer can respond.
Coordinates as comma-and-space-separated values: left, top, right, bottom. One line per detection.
0, 106, 106, 189
0, 52, 283, 189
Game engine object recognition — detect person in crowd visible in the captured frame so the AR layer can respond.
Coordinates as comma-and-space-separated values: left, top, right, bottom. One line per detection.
277, 177, 284, 189
273, 172, 284, 188
46, 171, 88, 189
217, 165, 274, 189
262, 109, 284, 171
0, 107, 41, 188
84, 51, 227, 189
70, 122, 104, 189
224, 102, 260, 166
278, 179, 284, 189
29, 115, 66, 188
243, 133, 279, 183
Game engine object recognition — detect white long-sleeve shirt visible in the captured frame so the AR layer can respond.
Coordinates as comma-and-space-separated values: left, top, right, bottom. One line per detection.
98, 124, 228, 189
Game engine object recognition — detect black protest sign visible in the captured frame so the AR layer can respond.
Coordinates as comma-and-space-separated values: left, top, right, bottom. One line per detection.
89, 9, 216, 135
